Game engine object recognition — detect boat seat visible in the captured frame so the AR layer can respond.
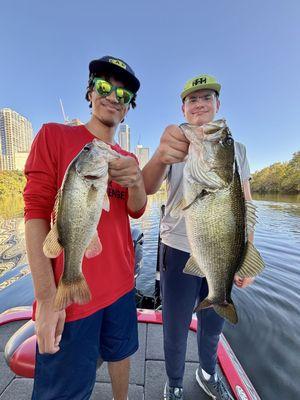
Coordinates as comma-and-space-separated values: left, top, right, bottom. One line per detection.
1, 308, 161, 379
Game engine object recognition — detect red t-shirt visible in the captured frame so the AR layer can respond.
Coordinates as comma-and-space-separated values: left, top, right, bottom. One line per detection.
24, 123, 145, 322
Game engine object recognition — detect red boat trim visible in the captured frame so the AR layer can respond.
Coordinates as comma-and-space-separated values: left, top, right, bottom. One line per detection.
218, 336, 261, 400
0, 306, 32, 326
2, 307, 260, 398
138, 309, 261, 400
9, 335, 36, 378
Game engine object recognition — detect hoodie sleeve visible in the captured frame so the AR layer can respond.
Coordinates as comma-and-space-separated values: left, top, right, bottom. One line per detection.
23, 124, 58, 222
235, 142, 251, 182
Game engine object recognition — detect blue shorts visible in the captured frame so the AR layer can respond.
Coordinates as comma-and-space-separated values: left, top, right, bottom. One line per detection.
32, 289, 138, 400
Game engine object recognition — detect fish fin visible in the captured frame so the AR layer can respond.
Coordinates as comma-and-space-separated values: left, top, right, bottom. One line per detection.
170, 199, 185, 219
85, 233, 102, 259
182, 189, 209, 211
54, 274, 91, 310
213, 302, 238, 324
237, 241, 265, 278
194, 298, 213, 312
245, 200, 257, 234
194, 298, 238, 324
183, 256, 205, 277
102, 192, 110, 212
170, 192, 206, 218
43, 224, 63, 258
53, 189, 62, 225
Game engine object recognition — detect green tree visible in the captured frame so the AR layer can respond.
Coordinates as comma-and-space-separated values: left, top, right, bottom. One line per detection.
251, 151, 300, 194
0, 171, 26, 197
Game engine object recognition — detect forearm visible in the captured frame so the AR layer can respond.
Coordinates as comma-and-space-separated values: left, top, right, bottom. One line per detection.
127, 176, 147, 213
25, 219, 57, 301
142, 150, 168, 195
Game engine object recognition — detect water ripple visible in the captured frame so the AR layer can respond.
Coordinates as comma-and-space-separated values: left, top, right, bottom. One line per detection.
1, 194, 300, 398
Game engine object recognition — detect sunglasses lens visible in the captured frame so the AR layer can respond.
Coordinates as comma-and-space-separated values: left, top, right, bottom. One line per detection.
115, 88, 132, 104
94, 79, 133, 104
95, 79, 112, 96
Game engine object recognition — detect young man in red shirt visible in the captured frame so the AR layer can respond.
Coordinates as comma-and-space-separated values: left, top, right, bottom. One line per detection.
24, 56, 147, 400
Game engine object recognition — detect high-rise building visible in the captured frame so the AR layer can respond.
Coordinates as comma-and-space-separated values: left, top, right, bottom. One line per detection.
0, 108, 33, 171
135, 144, 150, 169
65, 118, 82, 126
118, 124, 130, 152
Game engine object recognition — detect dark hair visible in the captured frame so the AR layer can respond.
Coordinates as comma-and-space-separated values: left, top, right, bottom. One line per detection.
85, 73, 137, 109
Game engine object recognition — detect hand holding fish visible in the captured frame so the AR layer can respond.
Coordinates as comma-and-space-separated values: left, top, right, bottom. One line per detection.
109, 156, 143, 188
35, 299, 66, 354
234, 275, 255, 288
157, 125, 190, 164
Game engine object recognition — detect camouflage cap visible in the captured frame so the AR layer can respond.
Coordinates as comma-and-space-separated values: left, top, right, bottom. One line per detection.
181, 74, 221, 100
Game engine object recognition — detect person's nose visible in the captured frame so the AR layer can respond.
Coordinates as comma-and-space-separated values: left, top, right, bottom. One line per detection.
106, 89, 119, 104
194, 99, 205, 109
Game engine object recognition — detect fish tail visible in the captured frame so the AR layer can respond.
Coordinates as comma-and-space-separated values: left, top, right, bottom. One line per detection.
194, 298, 212, 313
54, 274, 91, 311
194, 298, 238, 325
214, 301, 238, 324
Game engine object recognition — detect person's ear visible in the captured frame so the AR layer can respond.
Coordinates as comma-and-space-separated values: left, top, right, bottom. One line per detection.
216, 98, 220, 113
182, 103, 186, 117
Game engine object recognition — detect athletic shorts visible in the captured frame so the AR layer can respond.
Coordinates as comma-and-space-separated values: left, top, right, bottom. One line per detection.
32, 289, 138, 400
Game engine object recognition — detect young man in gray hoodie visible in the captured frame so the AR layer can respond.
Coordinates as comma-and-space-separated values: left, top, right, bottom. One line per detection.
143, 74, 254, 400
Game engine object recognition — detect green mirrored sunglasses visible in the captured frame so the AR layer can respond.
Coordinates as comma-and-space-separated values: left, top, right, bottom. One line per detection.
93, 78, 134, 105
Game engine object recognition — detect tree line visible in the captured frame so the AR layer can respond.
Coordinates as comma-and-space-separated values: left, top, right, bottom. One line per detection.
0, 171, 26, 198
251, 151, 300, 194
0, 151, 299, 200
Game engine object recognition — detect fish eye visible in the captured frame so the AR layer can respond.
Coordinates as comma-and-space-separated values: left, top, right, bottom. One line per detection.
225, 137, 234, 146
220, 136, 233, 147
83, 145, 90, 151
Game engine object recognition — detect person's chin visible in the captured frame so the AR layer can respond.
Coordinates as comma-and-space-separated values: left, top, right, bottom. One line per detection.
194, 115, 212, 125
94, 113, 117, 128
102, 117, 118, 128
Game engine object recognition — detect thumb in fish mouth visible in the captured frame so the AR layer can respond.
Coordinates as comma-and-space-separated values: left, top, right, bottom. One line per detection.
179, 123, 205, 143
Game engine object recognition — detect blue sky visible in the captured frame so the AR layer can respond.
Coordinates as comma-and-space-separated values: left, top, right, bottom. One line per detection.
1, 0, 299, 172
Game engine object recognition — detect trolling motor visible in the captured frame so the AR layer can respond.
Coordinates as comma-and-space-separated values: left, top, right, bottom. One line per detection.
131, 227, 144, 279
153, 204, 165, 309
133, 227, 160, 309
135, 205, 165, 310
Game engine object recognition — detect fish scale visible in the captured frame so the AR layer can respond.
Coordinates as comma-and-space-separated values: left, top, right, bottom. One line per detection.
43, 139, 120, 310
178, 120, 265, 324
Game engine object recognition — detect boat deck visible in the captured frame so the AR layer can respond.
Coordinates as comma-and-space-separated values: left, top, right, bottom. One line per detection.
0, 317, 230, 400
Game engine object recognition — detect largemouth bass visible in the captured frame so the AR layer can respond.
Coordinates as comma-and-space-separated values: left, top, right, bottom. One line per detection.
43, 139, 119, 310
176, 120, 264, 324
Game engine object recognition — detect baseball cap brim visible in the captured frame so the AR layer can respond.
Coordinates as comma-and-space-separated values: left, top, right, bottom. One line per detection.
89, 60, 140, 93
181, 83, 221, 100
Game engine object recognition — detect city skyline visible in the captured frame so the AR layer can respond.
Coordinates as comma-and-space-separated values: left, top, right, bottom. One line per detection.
1, 1, 299, 173
0, 108, 150, 171
135, 144, 150, 169
0, 108, 33, 171
118, 124, 131, 152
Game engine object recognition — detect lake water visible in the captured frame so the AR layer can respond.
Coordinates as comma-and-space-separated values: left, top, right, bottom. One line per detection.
133, 193, 300, 399
0, 193, 300, 399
